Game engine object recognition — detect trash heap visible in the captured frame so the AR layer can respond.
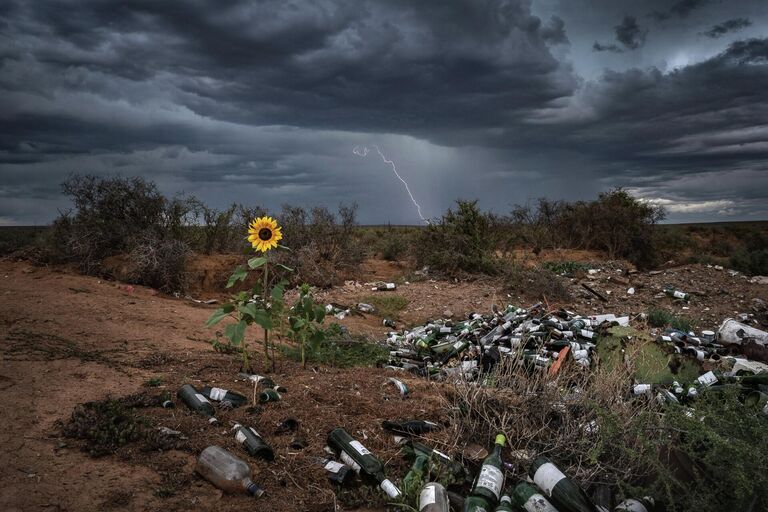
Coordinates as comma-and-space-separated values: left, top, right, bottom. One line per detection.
382, 302, 630, 381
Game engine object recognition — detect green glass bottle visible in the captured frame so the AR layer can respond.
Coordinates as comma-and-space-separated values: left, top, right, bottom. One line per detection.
529, 456, 596, 512
511, 482, 559, 511
494, 493, 515, 511
463, 495, 492, 512
402, 455, 429, 496
614, 496, 655, 512
327, 427, 402, 499
258, 389, 281, 403
467, 434, 506, 507
403, 440, 466, 484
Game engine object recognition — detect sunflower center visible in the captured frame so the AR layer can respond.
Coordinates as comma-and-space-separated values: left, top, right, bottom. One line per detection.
258, 228, 273, 241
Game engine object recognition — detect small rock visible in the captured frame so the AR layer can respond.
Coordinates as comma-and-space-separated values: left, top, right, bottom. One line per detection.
443, 309, 454, 318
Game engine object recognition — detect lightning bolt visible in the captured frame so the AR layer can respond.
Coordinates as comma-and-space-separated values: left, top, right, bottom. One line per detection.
353, 145, 429, 224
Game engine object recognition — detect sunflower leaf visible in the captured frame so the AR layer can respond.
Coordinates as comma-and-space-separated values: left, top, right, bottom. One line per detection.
206, 307, 230, 327
275, 263, 294, 272
225, 320, 247, 346
247, 257, 268, 269
251, 309, 273, 330
226, 266, 248, 288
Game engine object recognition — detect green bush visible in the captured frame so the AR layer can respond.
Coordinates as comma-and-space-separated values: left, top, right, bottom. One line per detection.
415, 200, 499, 275
731, 248, 768, 276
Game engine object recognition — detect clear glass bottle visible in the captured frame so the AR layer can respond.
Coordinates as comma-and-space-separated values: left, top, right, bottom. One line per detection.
195, 445, 264, 497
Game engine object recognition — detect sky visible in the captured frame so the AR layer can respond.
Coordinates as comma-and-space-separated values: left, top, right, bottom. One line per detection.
1, 0, 767, 225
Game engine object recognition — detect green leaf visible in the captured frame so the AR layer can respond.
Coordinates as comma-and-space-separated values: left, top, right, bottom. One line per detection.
275, 263, 294, 272
309, 329, 325, 350
314, 306, 326, 324
206, 308, 230, 327
226, 266, 248, 288
224, 320, 247, 346
289, 317, 307, 330
238, 303, 259, 321
252, 308, 273, 330
271, 281, 286, 301
247, 256, 268, 269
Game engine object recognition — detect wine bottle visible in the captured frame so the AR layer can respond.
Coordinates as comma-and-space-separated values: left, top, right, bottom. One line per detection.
419, 482, 450, 512
404, 440, 466, 483
664, 287, 690, 301
382, 419, 441, 436
529, 456, 596, 512
463, 495, 492, 512
259, 389, 281, 403
511, 482, 559, 511
327, 427, 402, 499
195, 445, 264, 497
402, 455, 429, 495
614, 496, 655, 512
494, 494, 516, 511
468, 434, 506, 507
201, 386, 248, 408
311, 456, 354, 485
177, 384, 218, 424
232, 423, 274, 461
388, 377, 410, 397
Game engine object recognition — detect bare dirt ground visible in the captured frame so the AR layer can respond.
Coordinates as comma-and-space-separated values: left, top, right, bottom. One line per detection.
1, 258, 765, 512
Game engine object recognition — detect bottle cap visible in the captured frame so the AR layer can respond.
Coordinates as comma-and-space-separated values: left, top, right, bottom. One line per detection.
495, 433, 506, 445
245, 481, 265, 498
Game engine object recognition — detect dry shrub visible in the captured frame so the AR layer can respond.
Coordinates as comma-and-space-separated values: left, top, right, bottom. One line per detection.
275, 204, 364, 287
501, 265, 572, 302
445, 358, 659, 491
127, 233, 191, 293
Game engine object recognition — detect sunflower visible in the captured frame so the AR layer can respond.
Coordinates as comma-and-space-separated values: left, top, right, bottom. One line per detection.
247, 216, 283, 252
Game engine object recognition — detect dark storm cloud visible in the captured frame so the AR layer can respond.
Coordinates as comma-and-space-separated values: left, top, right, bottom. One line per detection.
592, 42, 623, 53
650, 0, 710, 21
614, 16, 647, 49
0, 0, 767, 224
540, 15, 569, 45
701, 18, 753, 39
593, 16, 646, 52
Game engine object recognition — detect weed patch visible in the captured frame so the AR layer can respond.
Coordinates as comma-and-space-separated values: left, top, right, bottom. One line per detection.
361, 294, 409, 319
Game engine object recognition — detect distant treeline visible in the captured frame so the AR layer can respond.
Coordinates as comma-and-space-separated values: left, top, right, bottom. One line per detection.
1, 175, 766, 293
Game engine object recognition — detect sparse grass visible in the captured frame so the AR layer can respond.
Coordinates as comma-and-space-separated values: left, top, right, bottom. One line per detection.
540, 260, 588, 276
279, 337, 388, 368
144, 377, 163, 387
361, 294, 409, 319
647, 308, 693, 332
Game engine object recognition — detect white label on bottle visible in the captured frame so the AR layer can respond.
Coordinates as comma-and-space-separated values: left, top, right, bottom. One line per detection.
386, 283, 396, 289
235, 430, 247, 444
323, 460, 345, 473
533, 462, 566, 496
573, 349, 589, 360
633, 384, 651, 395
580, 329, 594, 339
673, 290, 686, 299
339, 451, 362, 472
248, 427, 260, 437
419, 484, 437, 506
524, 494, 559, 512
661, 335, 672, 342
615, 499, 648, 512
380, 479, 402, 498
432, 448, 450, 461
476, 464, 503, 499
194, 393, 211, 404
696, 371, 718, 387
453, 340, 464, 350
209, 387, 227, 401
349, 440, 371, 456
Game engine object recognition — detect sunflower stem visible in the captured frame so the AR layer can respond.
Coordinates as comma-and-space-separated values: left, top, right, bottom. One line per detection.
262, 257, 274, 372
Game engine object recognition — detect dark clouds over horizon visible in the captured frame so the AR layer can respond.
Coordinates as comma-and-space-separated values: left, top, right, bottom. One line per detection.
1, 0, 767, 225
